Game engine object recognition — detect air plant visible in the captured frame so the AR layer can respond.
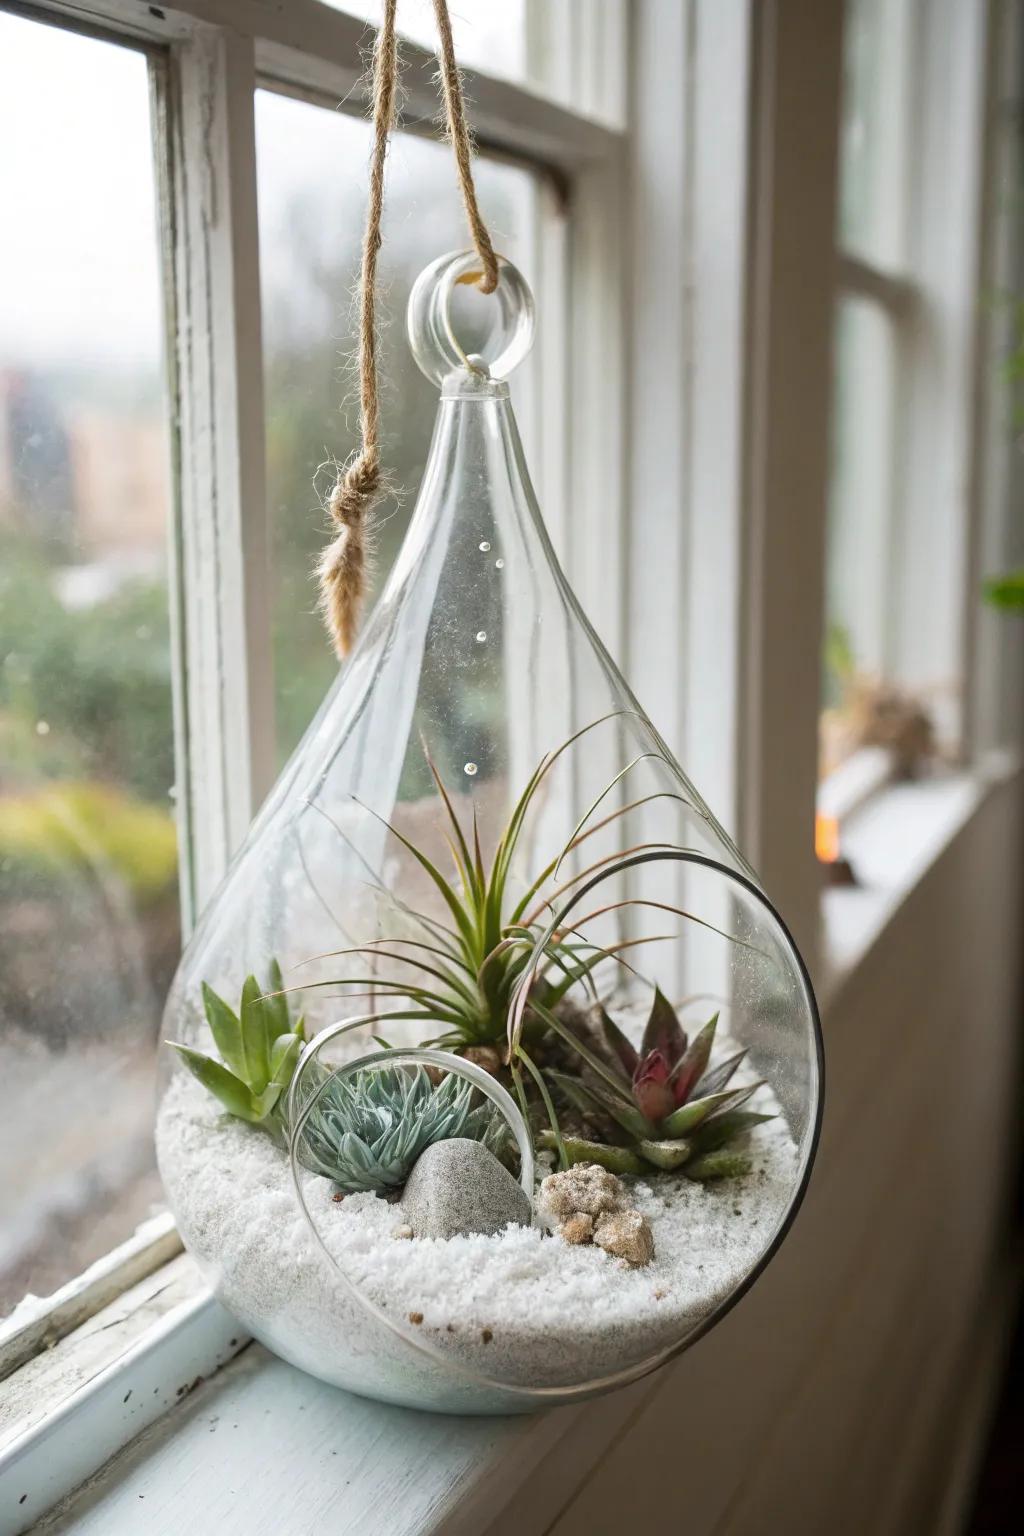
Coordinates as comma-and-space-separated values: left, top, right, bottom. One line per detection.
293, 715, 766, 1177
169, 960, 306, 1129
298, 716, 688, 1081
298, 1063, 504, 1193
536, 990, 773, 1180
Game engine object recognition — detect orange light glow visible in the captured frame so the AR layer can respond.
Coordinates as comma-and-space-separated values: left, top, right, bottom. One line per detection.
815, 813, 840, 864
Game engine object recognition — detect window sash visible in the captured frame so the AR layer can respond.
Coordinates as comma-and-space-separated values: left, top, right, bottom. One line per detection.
13, 0, 627, 916
741, 0, 846, 972
827, 0, 993, 773
156, 25, 275, 923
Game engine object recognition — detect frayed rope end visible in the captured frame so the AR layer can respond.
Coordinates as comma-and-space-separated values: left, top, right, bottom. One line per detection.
318, 459, 378, 659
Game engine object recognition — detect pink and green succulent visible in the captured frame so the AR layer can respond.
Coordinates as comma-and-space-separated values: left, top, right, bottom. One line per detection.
537, 989, 773, 1179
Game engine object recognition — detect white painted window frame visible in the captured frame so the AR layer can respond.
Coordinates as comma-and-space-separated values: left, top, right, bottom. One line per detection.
0, 0, 628, 1399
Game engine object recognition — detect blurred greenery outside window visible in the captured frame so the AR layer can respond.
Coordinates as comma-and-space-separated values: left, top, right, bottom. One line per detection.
0, 15, 177, 1313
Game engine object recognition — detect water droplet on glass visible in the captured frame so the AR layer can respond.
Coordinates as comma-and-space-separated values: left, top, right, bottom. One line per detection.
464, 762, 478, 777
475, 630, 487, 643
479, 541, 491, 553
494, 558, 505, 570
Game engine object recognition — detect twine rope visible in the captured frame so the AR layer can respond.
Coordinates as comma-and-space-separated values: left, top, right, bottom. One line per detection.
430, 0, 499, 297
319, 0, 499, 658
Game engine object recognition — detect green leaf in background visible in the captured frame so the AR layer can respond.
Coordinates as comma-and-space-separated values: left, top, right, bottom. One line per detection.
983, 569, 1024, 611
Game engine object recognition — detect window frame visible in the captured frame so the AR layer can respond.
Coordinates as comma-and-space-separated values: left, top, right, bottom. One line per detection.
160, 0, 630, 918
0, 0, 629, 1379
2, 1, 1020, 1525
822, 0, 997, 813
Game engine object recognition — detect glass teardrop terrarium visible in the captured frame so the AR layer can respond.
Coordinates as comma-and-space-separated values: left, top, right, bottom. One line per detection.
157, 252, 823, 1415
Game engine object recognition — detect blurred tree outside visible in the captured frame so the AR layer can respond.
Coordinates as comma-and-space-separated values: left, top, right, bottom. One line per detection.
0, 9, 182, 1311
0, 521, 181, 1044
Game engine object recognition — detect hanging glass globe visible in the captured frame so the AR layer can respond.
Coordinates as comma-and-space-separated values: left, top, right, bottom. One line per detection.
157, 251, 823, 1415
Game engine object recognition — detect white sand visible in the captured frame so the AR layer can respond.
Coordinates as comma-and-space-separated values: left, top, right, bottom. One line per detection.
157, 1044, 800, 1412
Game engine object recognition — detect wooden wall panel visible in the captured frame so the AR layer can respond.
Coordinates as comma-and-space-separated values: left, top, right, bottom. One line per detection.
486, 773, 1023, 1536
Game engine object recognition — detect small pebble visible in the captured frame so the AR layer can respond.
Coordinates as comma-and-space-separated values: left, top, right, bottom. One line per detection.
593, 1209, 655, 1268
559, 1212, 595, 1245
539, 1163, 625, 1222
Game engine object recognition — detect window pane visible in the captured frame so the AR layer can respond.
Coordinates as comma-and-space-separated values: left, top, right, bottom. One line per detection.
820, 297, 900, 778
0, 17, 175, 1313
322, 1, 526, 85
838, 0, 912, 269
256, 88, 540, 766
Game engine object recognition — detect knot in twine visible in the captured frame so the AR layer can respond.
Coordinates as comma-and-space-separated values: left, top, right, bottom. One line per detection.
319, 0, 499, 658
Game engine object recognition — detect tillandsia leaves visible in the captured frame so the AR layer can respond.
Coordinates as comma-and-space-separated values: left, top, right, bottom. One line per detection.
298, 717, 674, 1056
299, 1063, 506, 1194
538, 991, 773, 1181
285, 716, 772, 1180
169, 959, 306, 1128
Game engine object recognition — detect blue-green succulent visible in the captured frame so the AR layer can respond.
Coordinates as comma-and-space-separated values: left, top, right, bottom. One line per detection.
299, 1063, 504, 1194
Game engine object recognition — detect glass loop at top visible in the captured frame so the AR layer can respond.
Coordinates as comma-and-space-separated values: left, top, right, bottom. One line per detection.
407, 250, 536, 386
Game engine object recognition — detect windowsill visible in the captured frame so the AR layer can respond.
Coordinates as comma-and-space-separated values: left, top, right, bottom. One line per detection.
22, 1339, 632, 1536
817, 755, 1017, 1004
0, 1215, 181, 1387
817, 743, 895, 825
7, 756, 1019, 1536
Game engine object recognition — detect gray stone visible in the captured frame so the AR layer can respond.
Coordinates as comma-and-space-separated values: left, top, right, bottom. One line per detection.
402, 1138, 532, 1240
